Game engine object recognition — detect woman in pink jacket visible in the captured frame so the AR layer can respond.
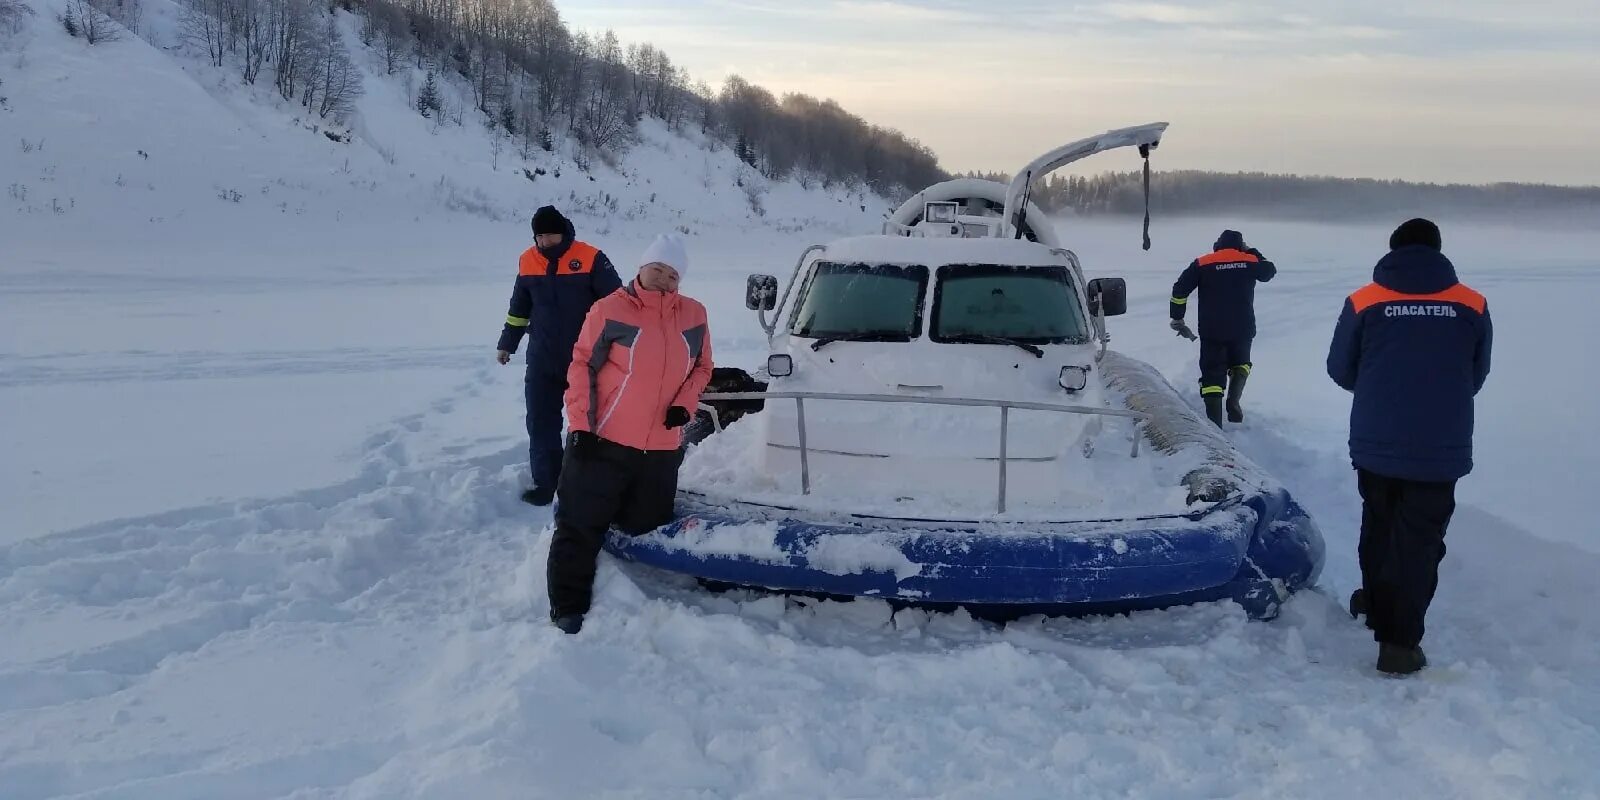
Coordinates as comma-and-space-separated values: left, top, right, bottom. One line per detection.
548, 233, 713, 634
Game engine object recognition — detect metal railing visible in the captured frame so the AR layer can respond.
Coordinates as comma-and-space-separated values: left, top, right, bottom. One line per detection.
698, 391, 1148, 514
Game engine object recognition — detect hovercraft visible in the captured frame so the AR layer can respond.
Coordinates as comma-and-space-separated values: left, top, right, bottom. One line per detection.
606, 123, 1324, 619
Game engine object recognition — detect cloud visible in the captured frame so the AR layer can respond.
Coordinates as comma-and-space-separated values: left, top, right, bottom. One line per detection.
703, 0, 980, 24
1099, 3, 1235, 25
826, 1, 983, 23
554, 0, 1600, 183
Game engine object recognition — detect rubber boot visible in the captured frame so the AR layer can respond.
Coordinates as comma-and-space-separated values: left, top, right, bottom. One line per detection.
1226, 368, 1249, 423
1203, 395, 1225, 427
1377, 643, 1427, 675
551, 612, 584, 635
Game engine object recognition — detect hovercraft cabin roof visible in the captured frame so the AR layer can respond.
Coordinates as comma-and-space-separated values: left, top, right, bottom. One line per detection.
816, 235, 1070, 269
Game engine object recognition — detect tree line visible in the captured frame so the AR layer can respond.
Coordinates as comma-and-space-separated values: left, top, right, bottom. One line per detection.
719, 77, 943, 196
173, 0, 943, 196
381, 0, 942, 195
968, 169, 1600, 221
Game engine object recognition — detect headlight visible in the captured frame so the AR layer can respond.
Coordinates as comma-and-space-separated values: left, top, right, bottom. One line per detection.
768, 354, 794, 378
1059, 365, 1088, 392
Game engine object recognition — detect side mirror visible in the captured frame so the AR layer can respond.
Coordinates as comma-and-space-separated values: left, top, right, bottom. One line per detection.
1087, 277, 1127, 317
746, 274, 778, 311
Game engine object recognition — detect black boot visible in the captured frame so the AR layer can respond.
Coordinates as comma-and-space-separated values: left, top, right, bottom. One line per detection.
550, 612, 584, 635
1226, 368, 1249, 423
1377, 643, 1427, 675
1203, 395, 1225, 427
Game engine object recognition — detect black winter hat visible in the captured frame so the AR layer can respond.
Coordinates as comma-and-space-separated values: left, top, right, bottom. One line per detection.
1390, 218, 1442, 251
1214, 230, 1246, 251
532, 205, 568, 236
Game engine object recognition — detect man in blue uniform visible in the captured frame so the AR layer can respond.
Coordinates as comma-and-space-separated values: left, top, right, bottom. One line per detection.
1169, 230, 1277, 426
496, 206, 622, 505
1327, 218, 1492, 675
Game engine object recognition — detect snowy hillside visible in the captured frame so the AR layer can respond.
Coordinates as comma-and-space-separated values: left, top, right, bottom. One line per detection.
0, 0, 884, 282
5, 2, 1600, 798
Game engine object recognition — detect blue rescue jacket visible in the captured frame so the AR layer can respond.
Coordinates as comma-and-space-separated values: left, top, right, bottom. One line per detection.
1326, 246, 1493, 482
497, 220, 623, 375
1170, 245, 1277, 341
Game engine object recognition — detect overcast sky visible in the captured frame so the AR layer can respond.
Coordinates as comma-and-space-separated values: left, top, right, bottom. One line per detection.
559, 0, 1600, 185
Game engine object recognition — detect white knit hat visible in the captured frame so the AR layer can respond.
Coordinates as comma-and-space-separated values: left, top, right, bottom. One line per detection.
639, 233, 689, 279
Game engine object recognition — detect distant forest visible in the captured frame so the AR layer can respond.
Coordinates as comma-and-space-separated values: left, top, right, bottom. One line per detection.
965, 169, 1600, 222
160, 0, 944, 197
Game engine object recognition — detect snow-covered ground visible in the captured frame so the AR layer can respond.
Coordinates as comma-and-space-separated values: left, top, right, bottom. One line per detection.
5, 2, 1600, 797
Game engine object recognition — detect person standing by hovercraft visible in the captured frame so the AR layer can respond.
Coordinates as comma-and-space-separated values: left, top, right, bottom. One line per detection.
547, 234, 713, 634
496, 206, 622, 506
1169, 229, 1277, 426
1328, 218, 1492, 675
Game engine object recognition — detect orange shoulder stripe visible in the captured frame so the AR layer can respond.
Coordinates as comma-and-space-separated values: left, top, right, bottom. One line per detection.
518, 241, 600, 276
1348, 282, 1486, 315
1197, 249, 1259, 267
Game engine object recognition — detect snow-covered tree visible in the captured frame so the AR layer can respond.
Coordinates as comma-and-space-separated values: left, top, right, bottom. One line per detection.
236, 0, 270, 85
105, 0, 138, 33
312, 15, 361, 119
416, 72, 441, 118
62, 0, 129, 45
575, 30, 630, 151
373, 2, 406, 75
178, 0, 227, 67
270, 0, 316, 103
0, 0, 29, 32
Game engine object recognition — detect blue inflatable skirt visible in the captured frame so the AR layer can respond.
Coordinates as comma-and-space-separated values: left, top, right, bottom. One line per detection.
605, 486, 1324, 620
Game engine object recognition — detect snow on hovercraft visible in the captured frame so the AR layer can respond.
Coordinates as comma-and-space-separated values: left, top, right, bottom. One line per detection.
605, 123, 1325, 619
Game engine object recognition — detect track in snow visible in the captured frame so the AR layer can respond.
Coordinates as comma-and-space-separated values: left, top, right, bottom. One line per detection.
3, 367, 1598, 799
0, 347, 485, 388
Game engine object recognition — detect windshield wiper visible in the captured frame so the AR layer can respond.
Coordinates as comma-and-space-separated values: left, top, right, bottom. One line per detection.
807, 332, 902, 351
943, 334, 1044, 358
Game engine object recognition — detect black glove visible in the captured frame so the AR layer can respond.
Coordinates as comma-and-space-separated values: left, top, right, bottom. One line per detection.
664, 406, 691, 429
566, 430, 599, 459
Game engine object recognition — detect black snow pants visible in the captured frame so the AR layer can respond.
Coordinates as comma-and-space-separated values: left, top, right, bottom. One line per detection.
525, 368, 568, 491
1357, 468, 1457, 648
547, 438, 683, 618
1198, 338, 1252, 397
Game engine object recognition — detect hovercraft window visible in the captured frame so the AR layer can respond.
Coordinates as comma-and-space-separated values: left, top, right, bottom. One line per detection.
790, 261, 929, 341
931, 264, 1091, 345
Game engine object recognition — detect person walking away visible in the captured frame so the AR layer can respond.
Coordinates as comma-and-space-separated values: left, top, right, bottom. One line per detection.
546, 234, 712, 634
1169, 230, 1277, 426
1327, 218, 1492, 675
495, 206, 622, 506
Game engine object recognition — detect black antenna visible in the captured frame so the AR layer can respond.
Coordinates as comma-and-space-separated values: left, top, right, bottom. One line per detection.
1139, 144, 1153, 251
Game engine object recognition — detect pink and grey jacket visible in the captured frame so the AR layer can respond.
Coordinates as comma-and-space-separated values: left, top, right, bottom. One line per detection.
565, 281, 714, 451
